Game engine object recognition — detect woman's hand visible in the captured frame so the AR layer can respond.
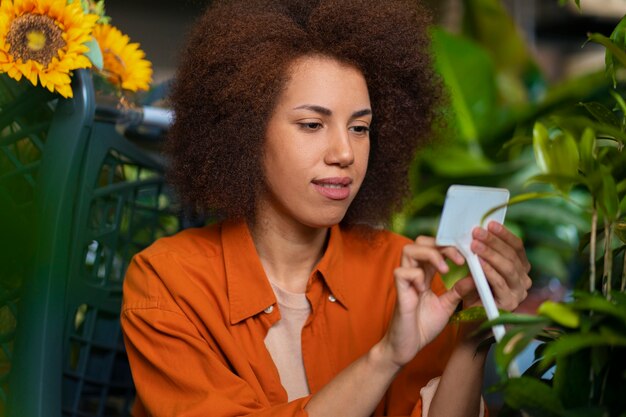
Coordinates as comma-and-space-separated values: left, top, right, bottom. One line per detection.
378, 236, 467, 369
378, 221, 532, 370
456, 221, 532, 311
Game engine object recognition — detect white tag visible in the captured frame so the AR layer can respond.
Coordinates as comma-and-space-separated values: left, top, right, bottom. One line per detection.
435, 185, 509, 342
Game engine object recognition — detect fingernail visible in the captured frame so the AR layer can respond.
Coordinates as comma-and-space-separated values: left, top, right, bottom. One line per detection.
439, 261, 449, 273
475, 228, 487, 239
489, 221, 502, 232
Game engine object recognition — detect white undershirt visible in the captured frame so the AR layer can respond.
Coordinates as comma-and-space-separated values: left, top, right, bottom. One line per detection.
264, 280, 312, 400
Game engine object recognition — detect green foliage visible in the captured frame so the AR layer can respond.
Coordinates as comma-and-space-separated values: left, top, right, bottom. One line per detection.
418, 0, 626, 415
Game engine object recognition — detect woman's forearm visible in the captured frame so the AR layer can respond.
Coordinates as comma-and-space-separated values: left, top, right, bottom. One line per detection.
304, 341, 401, 417
428, 330, 489, 417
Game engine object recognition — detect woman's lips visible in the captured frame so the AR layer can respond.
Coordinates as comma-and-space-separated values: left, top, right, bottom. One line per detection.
311, 177, 352, 200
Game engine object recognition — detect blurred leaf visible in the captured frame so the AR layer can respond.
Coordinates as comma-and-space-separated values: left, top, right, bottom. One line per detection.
580, 102, 620, 128
499, 376, 565, 416
604, 15, 626, 87
450, 305, 488, 323
432, 28, 497, 144
420, 145, 494, 176
527, 246, 569, 280
526, 174, 582, 193
598, 170, 620, 220
553, 349, 591, 409
538, 301, 580, 328
579, 127, 596, 176
595, 138, 624, 151
552, 115, 626, 143
481, 191, 562, 224
532, 122, 580, 185
540, 332, 626, 370
479, 312, 550, 331
563, 408, 607, 417
571, 291, 626, 323
590, 31, 626, 88
494, 325, 545, 379
462, 0, 545, 102
609, 90, 626, 127
85, 37, 103, 70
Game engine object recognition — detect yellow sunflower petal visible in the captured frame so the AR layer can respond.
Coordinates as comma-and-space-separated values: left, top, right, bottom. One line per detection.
0, 0, 97, 97
92, 23, 152, 92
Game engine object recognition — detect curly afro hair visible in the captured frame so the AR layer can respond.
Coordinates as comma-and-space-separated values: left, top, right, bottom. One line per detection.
167, 0, 442, 226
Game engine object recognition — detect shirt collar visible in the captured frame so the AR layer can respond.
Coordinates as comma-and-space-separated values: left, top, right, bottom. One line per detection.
222, 221, 348, 325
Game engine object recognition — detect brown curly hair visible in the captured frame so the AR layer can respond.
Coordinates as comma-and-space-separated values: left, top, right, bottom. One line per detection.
167, 0, 442, 225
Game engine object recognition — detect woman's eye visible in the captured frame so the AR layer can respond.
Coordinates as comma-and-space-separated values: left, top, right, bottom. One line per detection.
350, 125, 370, 135
298, 122, 323, 131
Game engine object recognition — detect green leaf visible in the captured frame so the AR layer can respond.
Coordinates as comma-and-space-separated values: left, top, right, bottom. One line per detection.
84, 37, 103, 71
595, 138, 624, 151
432, 28, 497, 144
533, 122, 552, 173
420, 145, 494, 177
552, 115, 626, 143
461, 0, 545, 102
494, 325, 544, 379
500, 376, 565, 416
537, 301, 580, 328
563, 407, 607, 417
598, 169, 620, 220
553, 350, 591, 409
579, 127, 596, 175
587, 33, 626, 85
532, 122, 580, 186
481, 191, 562, 224
450, 306, 488, 323
540, 332, 626, 370
525, 174, 583, 193
571, 291, 626, 323
606, 15, 626, 87
580, 102, 620, 128
478, 312, 550, 331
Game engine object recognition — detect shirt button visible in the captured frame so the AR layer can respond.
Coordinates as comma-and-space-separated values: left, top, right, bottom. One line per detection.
328, 294, 337, 303
264, 305, 274, 314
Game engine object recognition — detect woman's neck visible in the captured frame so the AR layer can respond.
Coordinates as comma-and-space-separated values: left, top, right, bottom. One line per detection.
250, 214, 329, 294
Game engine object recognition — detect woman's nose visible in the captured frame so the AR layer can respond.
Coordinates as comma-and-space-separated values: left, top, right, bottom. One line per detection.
325, 128, 354, 167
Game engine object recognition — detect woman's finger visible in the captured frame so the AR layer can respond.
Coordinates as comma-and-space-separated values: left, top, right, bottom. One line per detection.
487, 222, 531, 273
478, 258, 528, 311
400, 243, 448, 274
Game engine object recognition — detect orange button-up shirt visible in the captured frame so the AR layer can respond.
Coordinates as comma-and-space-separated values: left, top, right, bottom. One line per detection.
121, 221, 458, 417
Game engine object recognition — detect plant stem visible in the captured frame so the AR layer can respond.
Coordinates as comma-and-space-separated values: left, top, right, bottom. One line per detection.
603, 220, 613, 300
622, 251, 626, 292
590, 205, 598, 293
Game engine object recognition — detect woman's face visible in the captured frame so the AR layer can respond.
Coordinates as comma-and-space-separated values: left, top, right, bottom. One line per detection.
259, 55, 371, 229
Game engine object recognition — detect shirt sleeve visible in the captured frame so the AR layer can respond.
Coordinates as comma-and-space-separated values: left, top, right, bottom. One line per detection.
121, 254, 312, 417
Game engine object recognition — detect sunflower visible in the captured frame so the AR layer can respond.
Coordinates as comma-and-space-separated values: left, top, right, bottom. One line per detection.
0, 0, 98, 98
92, 24, 152, 92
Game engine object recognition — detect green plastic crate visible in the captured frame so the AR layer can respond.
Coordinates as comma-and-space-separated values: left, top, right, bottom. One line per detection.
2, 70, 178, 417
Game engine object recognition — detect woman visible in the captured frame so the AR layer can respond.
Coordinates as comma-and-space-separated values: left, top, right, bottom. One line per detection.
121, 0, 532, 416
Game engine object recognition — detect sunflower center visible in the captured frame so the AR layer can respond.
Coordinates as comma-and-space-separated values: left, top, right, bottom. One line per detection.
6, 14, 66, 66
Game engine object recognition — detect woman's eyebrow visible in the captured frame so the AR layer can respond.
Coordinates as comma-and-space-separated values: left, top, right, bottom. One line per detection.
293, 104, 332, 115
293, 105, 372, 119
352, 109, 372, 119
